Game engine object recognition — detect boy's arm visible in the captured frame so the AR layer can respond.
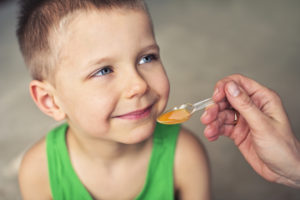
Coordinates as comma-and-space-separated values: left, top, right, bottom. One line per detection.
174, 127, 211, 200
18, 138, 52, 200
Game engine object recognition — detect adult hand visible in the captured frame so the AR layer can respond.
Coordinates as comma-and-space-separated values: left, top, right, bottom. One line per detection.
201, 74, 300, 188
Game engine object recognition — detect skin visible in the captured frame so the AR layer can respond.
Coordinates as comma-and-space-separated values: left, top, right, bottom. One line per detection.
201, 74, 300, 188
19, 8, 210, 199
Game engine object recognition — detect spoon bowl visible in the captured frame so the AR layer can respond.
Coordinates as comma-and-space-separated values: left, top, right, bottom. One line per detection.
157, 98, 214, 125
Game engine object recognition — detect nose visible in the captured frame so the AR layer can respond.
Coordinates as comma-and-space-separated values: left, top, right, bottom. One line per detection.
123, 71, 149, 99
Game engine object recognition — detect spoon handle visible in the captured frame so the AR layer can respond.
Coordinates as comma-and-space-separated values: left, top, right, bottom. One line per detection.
192, 98, 214, 114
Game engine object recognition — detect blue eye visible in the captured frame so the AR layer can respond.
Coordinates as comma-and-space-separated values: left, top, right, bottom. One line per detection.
94, 67, 113, 77
139, 54, 157, 65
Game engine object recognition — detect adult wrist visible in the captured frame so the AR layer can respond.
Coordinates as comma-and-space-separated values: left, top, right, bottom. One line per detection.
283, 139, 300, 188
291, 140, 300, 187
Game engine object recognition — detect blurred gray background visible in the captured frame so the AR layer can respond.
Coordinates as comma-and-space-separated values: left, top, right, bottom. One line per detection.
1, 0, 300, 199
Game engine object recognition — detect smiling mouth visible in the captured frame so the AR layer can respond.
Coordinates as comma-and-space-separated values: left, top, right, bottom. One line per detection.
113, 105, 153, 120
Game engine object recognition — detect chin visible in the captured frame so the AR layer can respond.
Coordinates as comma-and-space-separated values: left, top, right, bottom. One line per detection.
121, 119, 157, 144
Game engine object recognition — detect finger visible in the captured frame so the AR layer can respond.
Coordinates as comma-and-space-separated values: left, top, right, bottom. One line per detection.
212, 76, 237, 102
219, 109, 237, 125
204, 119, 247, 143
219, 124, 235, 137
224, 80, 269, 131
201, 103, 218, 124
228, 74, 289, 123
213, 74, 264, 101
217, 99, 231, 112
203, 109, 237, 140
201, 100, 230, 124
222, 116, 250, 145
204, 115, 249, 146
204, 123, 220, 141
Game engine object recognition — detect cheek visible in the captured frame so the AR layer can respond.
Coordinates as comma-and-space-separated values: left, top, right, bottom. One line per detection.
80, 92, 118, 121
152, 69, 170, 99
58, 86, 118, 133
72, 97, 117, 136
147, 68, 170, 114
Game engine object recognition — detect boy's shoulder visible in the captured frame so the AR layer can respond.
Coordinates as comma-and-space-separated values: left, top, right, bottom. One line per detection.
174, 127, 210, 199
19, 137, 52, 199
175, 127, 208, 164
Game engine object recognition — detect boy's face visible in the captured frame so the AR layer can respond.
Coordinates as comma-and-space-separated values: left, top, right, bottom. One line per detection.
52, 9, 170, 144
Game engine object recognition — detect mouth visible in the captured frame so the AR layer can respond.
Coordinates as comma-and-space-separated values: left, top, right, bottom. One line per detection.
112, 105, 153, 120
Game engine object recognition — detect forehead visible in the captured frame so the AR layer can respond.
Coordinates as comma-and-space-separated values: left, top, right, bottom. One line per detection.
52, 8, 155, 83
56, 9, 153, 59
58, 9, 153, 47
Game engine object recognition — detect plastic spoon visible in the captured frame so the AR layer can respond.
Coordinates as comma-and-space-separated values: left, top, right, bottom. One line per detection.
157, 98, 214, 125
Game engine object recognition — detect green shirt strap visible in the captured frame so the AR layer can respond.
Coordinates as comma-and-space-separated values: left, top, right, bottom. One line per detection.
47, 123, 180, 200
46, 124, 92, 200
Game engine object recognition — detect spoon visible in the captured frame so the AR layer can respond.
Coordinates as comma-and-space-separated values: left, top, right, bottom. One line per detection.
157, 98, 214, 125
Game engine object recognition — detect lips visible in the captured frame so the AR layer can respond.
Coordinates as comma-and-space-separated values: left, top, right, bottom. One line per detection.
113, 105, 152, 120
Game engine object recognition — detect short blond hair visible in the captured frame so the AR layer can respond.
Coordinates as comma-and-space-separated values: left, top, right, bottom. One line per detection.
17, 0, 149, 82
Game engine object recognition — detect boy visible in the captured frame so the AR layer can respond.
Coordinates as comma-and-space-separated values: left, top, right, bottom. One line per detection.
17, 0, 210, 199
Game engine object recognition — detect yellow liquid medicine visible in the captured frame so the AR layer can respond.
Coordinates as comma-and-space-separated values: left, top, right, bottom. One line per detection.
157, 109, 191, 125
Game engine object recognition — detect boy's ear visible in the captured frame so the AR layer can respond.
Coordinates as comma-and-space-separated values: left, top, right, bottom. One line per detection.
29, 80, 66, 121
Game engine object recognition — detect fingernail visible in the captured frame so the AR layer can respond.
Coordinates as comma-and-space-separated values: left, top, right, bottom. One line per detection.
213, 87, 219, 96
202, 110, 208, 118
228, 82, 240, 97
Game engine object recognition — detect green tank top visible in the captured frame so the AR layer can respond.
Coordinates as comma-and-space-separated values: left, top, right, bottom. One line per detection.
46, 122, 180, 200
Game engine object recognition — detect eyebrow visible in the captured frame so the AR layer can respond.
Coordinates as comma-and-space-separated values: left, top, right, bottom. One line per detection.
87, 43, 160, 66
86, 56, 110, 70
140, 44, 160, 54
84, 43, 160, 77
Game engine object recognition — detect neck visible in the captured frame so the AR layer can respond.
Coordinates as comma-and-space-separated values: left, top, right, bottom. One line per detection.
66, 127, 152, 164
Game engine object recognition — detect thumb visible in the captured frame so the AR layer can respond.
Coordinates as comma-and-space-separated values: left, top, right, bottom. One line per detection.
225, 81, 267, 130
